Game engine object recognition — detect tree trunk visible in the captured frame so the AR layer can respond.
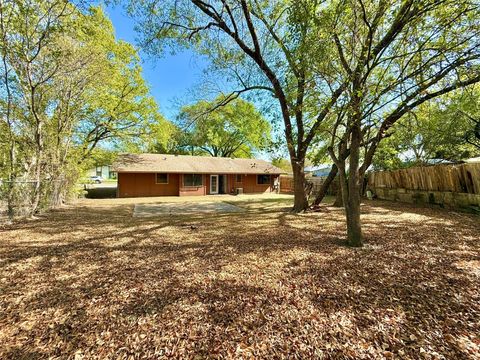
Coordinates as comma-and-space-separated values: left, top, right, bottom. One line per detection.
2, 49, 15, 219
345, 201, 362, 246
344, 122, 363, 247
6, 146, 16, 219
332, 185, 343, 207
51, 177, 64, 208
345, 188, 362, 247
312, 165, 338, 205
31, 121, 43, 215
291, 159, 308, 212
5, 109, 16, 219
31, 157, 42, 214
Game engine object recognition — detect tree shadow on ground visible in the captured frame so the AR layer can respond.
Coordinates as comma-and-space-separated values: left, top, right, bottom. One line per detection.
1, 199, 478, 358
84, 186, 117, 199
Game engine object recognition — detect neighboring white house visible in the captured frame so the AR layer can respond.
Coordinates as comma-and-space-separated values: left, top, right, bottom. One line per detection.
465, 156, 480, 163
87, 165, 116, 179
304, 165, 332, 177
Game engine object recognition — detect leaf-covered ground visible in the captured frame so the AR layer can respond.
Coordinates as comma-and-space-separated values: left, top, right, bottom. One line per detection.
0, 196, 479, 359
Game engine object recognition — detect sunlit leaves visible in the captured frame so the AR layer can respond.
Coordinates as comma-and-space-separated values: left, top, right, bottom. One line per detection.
175, 96, 272, 158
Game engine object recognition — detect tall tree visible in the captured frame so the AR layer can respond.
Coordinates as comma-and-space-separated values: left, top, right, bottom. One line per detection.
0, 0, 72, 213
372, 95, 480, 170
175, 96, 271, 158
0, 0, 19, 217
317, 0, 480, 246
126, 0, 480, 245
76, 8, 163, 161
0, 1, 165, 216
271, 157, 292, 173
127, 0, 346, 212
453, 85, 480, 151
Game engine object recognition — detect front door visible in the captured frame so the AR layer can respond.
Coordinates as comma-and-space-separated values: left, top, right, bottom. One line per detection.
210, 175, 219, 194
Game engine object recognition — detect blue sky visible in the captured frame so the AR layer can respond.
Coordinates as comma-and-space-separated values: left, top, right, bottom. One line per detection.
103, 5, 285, 160
104, 5, 210, 121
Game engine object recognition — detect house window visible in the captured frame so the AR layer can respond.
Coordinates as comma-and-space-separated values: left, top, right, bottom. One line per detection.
96, 166, 102, 177
236, 174, 242, 183
257, 174, 271, 185
183, 174, 203, 187
156, 173, 169, 184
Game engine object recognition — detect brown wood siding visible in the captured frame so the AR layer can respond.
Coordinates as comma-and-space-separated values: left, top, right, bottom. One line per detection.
235, 174, 276, 194
117, 172, 279, 197
118, 173, 179, 197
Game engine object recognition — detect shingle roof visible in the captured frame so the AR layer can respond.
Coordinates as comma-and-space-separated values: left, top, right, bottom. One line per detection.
112, 153, 284, 174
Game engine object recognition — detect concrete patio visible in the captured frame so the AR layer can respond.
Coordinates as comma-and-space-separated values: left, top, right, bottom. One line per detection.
133, 201, 246, 217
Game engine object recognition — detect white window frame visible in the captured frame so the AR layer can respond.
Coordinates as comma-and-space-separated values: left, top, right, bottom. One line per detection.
210, 175, 219, 194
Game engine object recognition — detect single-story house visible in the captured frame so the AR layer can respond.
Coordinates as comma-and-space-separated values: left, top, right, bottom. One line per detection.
112, 153, 284, 197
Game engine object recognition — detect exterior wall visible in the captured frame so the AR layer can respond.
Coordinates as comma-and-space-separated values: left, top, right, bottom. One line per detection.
233, 174, 278, 194
117, 172, 280, 197
118, 173, 179, 197
178, 174, 278, 195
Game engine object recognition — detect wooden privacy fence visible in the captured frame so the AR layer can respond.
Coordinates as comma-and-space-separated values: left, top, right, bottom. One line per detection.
368, 162, 480, 195
280, 175, 338, 195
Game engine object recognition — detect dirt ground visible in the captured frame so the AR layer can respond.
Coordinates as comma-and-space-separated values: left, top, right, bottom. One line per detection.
0, 196, 479, 359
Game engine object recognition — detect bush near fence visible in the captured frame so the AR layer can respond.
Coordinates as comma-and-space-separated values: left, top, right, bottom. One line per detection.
367, 162, 480, 212
280, 175, 338, 196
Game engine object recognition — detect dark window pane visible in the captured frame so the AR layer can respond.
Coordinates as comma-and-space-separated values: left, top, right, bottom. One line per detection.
236, 174, 242, 183
184, 174, 203, 186
257, 174, 271, 184
156, 173, 168, 184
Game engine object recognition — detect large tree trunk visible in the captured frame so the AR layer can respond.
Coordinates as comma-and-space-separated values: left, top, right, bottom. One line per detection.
332, 185, 343, 207
31, 120, 43, 215
312, 146, 352, 206
50, 176, 64, 208
345, 187, 362, 246
345, 194, 362, 246
291, 158, 308, 212
6, 145, 16, 219
2, 51, 15, 219
31, 156, 42, 214
5, 106, 16, 219
51, 136, 67, 208
312, 165, 338, 205
344, 122, 363, 247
